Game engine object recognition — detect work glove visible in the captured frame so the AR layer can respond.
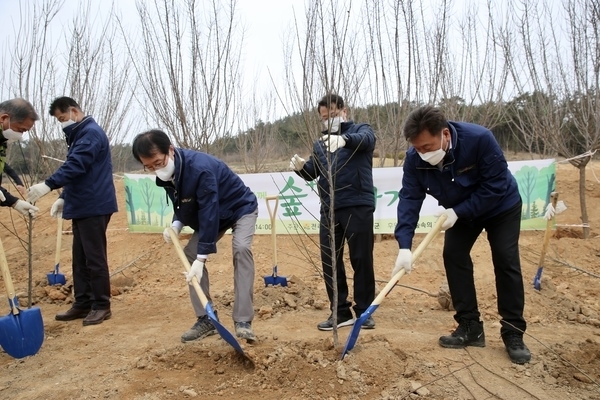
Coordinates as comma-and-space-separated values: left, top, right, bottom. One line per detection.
289, 154, 306, 171
27, 183, 51, 203
0, 190, 5, 202
320, 134, 346, 153
50, 198, 64, 218
163, 221, 183, 243
435, 208, 458, 230
186, 258, 206, 283
13, 200, 39, 217
392, 249, 413, 276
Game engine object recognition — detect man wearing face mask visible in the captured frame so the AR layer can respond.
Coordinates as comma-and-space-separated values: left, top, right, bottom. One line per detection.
394, 106, 530, 364
27, 96, 117, 326
131, 129, 259, 343
289, 93, 376, 331
0, 98, 40, 217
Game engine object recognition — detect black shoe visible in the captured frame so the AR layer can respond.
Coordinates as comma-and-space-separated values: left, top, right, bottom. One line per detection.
502, 331, 531, 364
82, 309, 112, 326
439, 319, 485, 348
235, 321, 257, 343
181, 315, 217, 342
317, 311, 355, 331
55, 307, 91, 321
361, 316, 375, 329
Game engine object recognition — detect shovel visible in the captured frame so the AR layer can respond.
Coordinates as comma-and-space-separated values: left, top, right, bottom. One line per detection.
533, 192, 559, 291
264, 195, 287, 287
48, 215, 66, 286
0, 236, 45, 359
168, 228, 247, 358
341, 214, 447, 360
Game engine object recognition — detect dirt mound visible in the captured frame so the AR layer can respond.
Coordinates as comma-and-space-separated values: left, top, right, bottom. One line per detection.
1, 161, 600, 399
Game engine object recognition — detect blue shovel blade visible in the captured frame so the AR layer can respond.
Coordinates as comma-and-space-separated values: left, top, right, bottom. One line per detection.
0, 307, 44, 359
341, 304, 380, 359
533, 267, 543, 291
47, 264, 66, 286
205, 303, 245, 356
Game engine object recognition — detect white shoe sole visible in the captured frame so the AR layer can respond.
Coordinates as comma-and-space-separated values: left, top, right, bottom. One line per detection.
317, 318, 355, 331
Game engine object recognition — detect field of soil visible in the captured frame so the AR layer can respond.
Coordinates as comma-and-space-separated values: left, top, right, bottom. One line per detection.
1, 160, 600, 399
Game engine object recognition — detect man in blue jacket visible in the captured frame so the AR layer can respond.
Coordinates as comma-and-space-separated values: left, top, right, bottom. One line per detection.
27, 97, 118, 326
132, 130, 259, 343
290, 94, 376, 331
393, 106, 530, 364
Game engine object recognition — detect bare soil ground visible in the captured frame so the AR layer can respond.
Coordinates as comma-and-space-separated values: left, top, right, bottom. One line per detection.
1, 161, 600, 400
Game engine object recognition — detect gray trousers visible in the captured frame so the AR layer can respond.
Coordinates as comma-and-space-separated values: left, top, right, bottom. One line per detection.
184, 208, 257, 322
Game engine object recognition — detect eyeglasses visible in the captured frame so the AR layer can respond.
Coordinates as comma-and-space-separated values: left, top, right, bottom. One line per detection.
143, 154, 169, 172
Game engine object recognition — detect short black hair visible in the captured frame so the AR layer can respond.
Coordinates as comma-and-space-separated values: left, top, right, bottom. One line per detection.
132, 129, 172, 163
317, 93, 344, 110
403, 106, 448, 141
49, 97, 82, 116
0, 98, 39, 122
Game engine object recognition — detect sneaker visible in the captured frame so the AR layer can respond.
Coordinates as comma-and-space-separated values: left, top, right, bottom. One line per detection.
235, 321, 257, 342
361, 316, 375, 329
317, 312, 355, 331
181, 315, 217, 343
439, 319, 485, 348
502, 331, 531, 364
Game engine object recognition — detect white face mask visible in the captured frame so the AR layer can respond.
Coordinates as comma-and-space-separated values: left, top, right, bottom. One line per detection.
155, 156, 175, 181
3, 129, 23, 143
323, 116, 343, 133
61, 110, 76, 129
418, 133, 446, 166
2, 120, 23, 143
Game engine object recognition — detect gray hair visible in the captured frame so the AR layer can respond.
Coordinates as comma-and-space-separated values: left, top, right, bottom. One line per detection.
0, 98, 39, 122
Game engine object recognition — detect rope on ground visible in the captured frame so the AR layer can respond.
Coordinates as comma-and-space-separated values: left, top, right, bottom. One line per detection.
464, 348, 544, 400
521, 244, 600, 280
398, 362, 476, 400
502, 320, 600, 389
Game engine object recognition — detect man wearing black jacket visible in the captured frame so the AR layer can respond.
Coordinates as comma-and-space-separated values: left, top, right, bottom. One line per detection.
290, 94, 376, 331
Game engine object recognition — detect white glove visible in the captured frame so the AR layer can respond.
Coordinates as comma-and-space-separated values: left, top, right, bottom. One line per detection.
392, 249, 413, 276
186, 259, 205, 283
435, 208, 458, 230
163, 221, 183, 243
289, 154, 306, 171
50, 198, 64, 218
13, 200, 39, 217
0, 190, 5, 202
27, 183, 51, 203
320, 134, 346, 152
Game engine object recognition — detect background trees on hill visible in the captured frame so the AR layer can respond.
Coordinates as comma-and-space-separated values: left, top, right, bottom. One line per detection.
1, 0, 598, 238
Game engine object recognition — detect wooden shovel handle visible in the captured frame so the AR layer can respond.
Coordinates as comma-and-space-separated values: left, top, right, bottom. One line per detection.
168, 228, 210, 308
265, 195, 279, 266
372, 214, 447, 306
0, 236, 19, 315
538, 192, 558, 267
55, 216, 63, 266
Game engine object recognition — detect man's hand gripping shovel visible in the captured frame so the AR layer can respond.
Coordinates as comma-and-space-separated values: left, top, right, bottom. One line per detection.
168, 228, 250, 360
341, 214, 447, 359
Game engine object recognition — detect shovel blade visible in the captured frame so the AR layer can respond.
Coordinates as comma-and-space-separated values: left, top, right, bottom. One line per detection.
263, 265, 287, 287
47, 264, 66, 286
533, 267, 543, 291
204, 303, 245, 356
0, 307, 44, 359
341, 304, 379, 359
